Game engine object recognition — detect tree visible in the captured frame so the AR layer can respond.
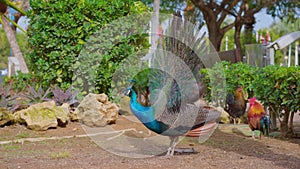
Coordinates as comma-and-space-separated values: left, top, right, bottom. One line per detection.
0, 0, 28, 73
189, 1, 271, 59
233, 0, 299, 57
142, 0, 299, 61
0, 27, 29, 69
190, 0, 238, 52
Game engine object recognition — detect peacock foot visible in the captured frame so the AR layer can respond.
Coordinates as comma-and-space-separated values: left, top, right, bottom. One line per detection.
163, 148, 196, 157
173, 148, 195, 154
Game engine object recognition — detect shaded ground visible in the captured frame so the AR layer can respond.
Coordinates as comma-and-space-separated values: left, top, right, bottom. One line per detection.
0, 115, 299, 169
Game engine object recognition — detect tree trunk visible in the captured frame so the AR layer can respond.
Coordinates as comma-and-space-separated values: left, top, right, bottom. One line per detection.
269, 105, 278, 130
1, 14, 28, 73
288, 111, 295, 136
243, 10, 255, 44
151, 0, 160, 49
234, 18, 243, 62
280, 109, 290, 137
244, 21, 254, 44
209, 32, 223, 52
206, 21, 223, 52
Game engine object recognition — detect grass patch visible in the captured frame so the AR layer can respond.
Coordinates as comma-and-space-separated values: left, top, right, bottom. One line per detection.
59, 138, 70, 143
221, 141, 229, 145
202, 139, 216, 146
16, 133, 30, 139
3, 145, 20, 150
50, 151, 71, 159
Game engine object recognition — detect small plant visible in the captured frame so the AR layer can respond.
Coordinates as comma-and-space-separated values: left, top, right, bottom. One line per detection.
23, 85, 52, 105
0, 81, 22, 112
52, 86, 78, 106
50, 151, 71, 159
16, 132, 30, 139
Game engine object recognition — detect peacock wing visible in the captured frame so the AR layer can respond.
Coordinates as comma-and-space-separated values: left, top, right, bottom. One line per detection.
148, 15, 208, 110
155, 103, 201, 136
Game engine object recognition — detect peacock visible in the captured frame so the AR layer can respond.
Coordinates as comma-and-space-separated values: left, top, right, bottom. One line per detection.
124, 12, 221, 156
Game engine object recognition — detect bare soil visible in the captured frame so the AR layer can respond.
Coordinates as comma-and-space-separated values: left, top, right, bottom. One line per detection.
0, 115, 299, 169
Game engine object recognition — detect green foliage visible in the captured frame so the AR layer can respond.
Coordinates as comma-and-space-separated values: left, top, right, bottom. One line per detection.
252, 65, 300, 116
94, 33, 149, 96
224, 62, 259, 98
200, 62, 226, 106
4, 72, 42, 92
201, 62, 300, 115
267, 0, 300, 22
28, 0, 149, 94
132, 68, 152, 92
200, 61, 258, 106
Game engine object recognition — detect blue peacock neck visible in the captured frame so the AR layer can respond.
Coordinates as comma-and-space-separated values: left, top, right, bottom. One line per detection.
128, 88, 169, 134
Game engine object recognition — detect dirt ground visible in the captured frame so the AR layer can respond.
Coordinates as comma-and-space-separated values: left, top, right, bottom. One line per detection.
0, 115, 299, 169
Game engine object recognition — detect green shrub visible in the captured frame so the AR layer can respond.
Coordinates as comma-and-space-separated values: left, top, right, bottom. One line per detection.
27, 0, 149, 95
252, 65, 300, 114
4, 72, 42, 92
200, 61, 258, 105
201, 61, 300, 136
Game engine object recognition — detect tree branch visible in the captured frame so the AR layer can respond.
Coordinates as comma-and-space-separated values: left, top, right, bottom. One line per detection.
217, 0, 240, 25
221, 22, 234, 33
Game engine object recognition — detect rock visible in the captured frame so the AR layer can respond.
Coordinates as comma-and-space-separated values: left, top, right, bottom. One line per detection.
55, 103, 70, 127
216, 107, 230, 124
73, 93, 119, 127
0, 108, 14, 127
15, 101, 70, 131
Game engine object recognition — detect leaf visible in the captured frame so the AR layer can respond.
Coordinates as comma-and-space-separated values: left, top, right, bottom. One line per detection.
56, 77, 62, 83
78, 39, 85, 44
57, 69, 62, 75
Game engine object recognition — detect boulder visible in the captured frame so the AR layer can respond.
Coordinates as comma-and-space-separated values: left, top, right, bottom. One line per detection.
0, 108, 14, 127
73, 93, 119, 127
15, 101, 70, 131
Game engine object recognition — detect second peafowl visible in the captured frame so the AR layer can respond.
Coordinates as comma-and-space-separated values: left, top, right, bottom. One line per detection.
125, 12, 221, 157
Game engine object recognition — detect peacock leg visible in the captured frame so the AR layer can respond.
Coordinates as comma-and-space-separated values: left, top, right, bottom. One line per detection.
166, 136, 179, 157
170, 136, 179, 156
166, 137, 174, 156
252, 131, 255, 139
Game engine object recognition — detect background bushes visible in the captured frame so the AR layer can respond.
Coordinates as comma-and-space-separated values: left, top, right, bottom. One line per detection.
201, 61, 300, 136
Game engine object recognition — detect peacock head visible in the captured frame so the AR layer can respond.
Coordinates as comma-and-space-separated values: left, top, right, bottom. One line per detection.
123, 79, 136, 97
124, 87, 133, 97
